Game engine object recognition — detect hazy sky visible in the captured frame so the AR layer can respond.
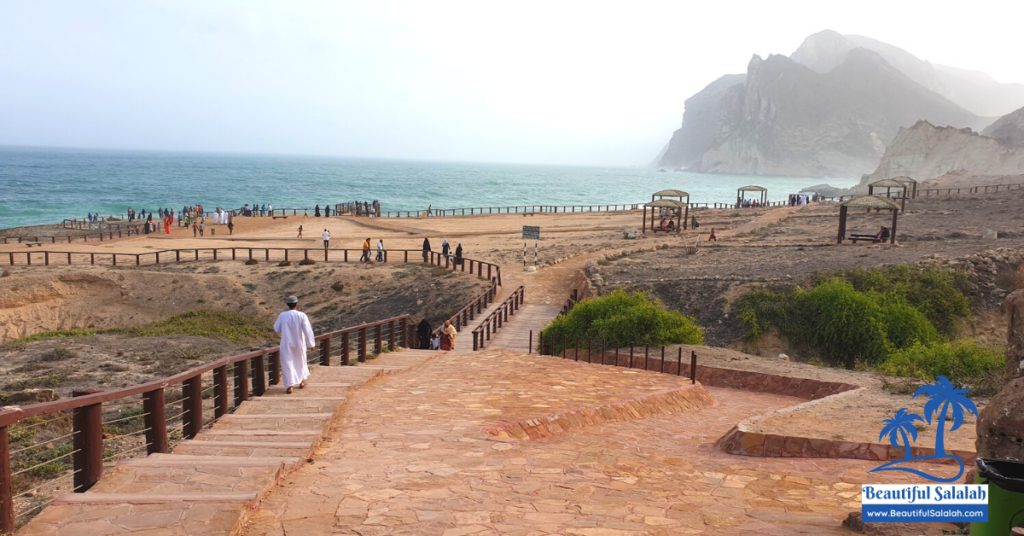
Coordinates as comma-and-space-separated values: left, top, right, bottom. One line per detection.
2, 1, 1023, 166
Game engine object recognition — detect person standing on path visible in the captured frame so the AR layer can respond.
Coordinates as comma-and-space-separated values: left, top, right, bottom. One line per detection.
199, 221, 205, 237
376, 239, 384, 262
440, 320, 457, 351
422, 237, 431, 262
416, 319, 432, 350
323, 229, 330, 250
709, 228, 717, 242
361, 238, 371, 262
454, 243, 463, 267
192, 221, 198, 237
297, 225, 303, 239
273, 295, 315, 394
324, 205, 331, 217
227, 220, 234, 235
441, 239, 450, 260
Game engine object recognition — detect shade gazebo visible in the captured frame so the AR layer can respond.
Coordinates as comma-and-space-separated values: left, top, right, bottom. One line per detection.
642, 199, 685, 234
737, 185, 767, 207
836, 195, 902, 245
868, 179, 910, 213
651, 189, 691, 229
892, 176, 918, 199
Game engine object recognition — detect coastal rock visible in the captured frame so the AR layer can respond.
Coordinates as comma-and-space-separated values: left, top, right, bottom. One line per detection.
623, 228, 641, 240
7, 389, 60, 404
976, 377, 1024, 461
1007, 290, 1024, 381
983, 106, 1024, 147
658, 31, 991, 178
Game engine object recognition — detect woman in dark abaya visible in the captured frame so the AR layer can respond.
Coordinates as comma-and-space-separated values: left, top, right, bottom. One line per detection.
314, 205, 321, 217
422, 237, 431, 262
454, 244, 463, 267
416, 319, 433, 350
324, 205, 331, 217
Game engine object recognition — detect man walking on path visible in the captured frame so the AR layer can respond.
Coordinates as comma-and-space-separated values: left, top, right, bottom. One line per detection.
297, 225, 303, 239
376, 239, 384, 262
361, 238, 371, 262
273, 296, 315, 394
323, 229, 331, 250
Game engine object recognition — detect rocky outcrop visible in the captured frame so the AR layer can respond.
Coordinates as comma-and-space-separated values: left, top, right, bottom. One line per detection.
976, 290, 1024, 461
792, 30, 1024, 118
1006, 290, 1024, 381
982, 106, 1024, 148
659, 49, 986, 178
865, 119, 1024, 184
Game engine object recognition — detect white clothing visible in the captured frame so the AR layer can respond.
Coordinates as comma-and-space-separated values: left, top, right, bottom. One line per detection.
377, 242, 383, 251
323, 231, 330, 241
274, 309, 315, 388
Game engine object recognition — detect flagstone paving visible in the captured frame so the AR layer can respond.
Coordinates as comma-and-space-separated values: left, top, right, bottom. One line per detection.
242, 349, 923, 536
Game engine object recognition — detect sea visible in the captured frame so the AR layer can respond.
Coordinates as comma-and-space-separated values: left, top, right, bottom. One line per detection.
0, 146, 859, 229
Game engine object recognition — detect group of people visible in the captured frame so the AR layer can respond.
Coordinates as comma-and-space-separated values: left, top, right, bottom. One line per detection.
360, 237, 386, 262
737, 198, 762, 208
84, 213, 104, 223
421, 237, 463, 265
788, 194, 810, 206
242, 203, 272, 217
415, 319, 459, 351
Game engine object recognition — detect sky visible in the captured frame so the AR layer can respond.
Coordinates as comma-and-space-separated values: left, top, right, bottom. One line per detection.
2, 1, 1024, 167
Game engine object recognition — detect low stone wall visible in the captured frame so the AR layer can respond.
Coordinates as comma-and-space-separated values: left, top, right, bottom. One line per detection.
555, 349, 858, 400
548, 348, 980, 464
483, 383, 717, 441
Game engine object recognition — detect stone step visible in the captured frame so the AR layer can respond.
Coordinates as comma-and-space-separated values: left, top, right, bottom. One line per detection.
172, 440, 314, 458
88, 462, 285, 496
194, 430, 322, 443
123, 453, 300, 468
53, 492, 258, 505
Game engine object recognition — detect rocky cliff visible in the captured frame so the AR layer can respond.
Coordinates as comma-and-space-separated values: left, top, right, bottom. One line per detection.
659, 49, 987, 178
866, 119, 1024, 184
982, 106, 1024, 148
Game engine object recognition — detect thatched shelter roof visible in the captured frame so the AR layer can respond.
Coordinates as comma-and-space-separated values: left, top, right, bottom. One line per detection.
891, 176, 917, 185
839, 195, 901, 210
869, 179, 907, 188
738, 185, 767, 192
652, 189, 690, 198
645, 199, 687, 209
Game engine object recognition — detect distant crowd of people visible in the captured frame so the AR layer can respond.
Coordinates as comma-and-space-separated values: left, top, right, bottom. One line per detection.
242, 203, 272, 216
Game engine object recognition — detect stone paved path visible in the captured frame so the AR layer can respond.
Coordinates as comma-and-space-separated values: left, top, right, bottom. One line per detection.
484, 304, 562, 354
17, 350, 439, 536
242, 350, 917, 536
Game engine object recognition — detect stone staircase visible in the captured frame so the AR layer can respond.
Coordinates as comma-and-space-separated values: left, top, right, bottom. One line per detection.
17, 350, 438, 536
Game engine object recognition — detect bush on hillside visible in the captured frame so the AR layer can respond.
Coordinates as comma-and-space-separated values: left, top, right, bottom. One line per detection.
540, 290, 704, 356
735, 266, 966, 369
877, 340, 1005, 396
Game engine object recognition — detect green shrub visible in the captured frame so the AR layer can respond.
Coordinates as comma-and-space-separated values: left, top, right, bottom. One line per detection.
124, 310, 274, 343
875, 300, 939, 351
540, 290, 704, 356
798, 280, 889, 368
877, 340, 1005, 396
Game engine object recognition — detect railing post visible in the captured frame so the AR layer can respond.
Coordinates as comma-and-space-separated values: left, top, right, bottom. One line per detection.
660, 346, 665, 373
233, 360, 249, 406
342, 332, 351, 365
691, 351, 697, 384
72, 388, 104, 492
528, 330, 532, 354
389, 320, 396, 350
143, 388, 169, 454
359, 327, 368, 362
375, 324, 383, 354
267, 350, 281, 385
1, 425, 13, 534
320, 337, 331, 366
253, 351, 266, 396
214, 365, 229, 417
183, 375, 203, 439
677, 348, 683, 376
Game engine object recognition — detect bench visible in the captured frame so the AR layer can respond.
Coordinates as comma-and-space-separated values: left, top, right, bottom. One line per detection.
272, 215, 288, 220
25, 242, 43, 247
523, 213, 535, 217
650, 227, 676, 233
849, 234, 883, 244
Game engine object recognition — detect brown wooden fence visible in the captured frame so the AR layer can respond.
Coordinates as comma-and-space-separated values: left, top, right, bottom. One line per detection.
2, 247, 501, 285
0, 314, 415, 532
471, 286, 525, 351
1, 224, 143, 245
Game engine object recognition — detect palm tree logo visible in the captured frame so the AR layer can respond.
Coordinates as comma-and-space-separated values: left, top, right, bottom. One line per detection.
879, 408, 924, 461
870, 376, 979, 483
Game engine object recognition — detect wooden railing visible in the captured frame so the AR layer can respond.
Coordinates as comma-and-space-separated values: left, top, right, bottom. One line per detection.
0, 315, 414, 532
533, 333, 698, 386
2, 224, 143, 245
433, 277, 499, 342
471, 286, 525, 351
2, 247, 501, 284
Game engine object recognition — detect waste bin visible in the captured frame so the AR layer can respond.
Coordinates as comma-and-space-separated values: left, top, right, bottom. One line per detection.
972, 458, 1024, 535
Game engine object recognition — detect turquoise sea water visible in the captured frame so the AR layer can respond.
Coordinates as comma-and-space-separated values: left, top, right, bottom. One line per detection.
0, 147, 858, 229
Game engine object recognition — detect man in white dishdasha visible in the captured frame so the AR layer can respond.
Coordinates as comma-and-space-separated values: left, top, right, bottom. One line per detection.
274, 295, 316, 394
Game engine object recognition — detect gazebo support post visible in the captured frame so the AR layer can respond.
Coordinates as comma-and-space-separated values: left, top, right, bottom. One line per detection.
683, 204, 689, 231
837, 205, 848, 244
890, 209, 898, 245
641, 207, 646, 234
